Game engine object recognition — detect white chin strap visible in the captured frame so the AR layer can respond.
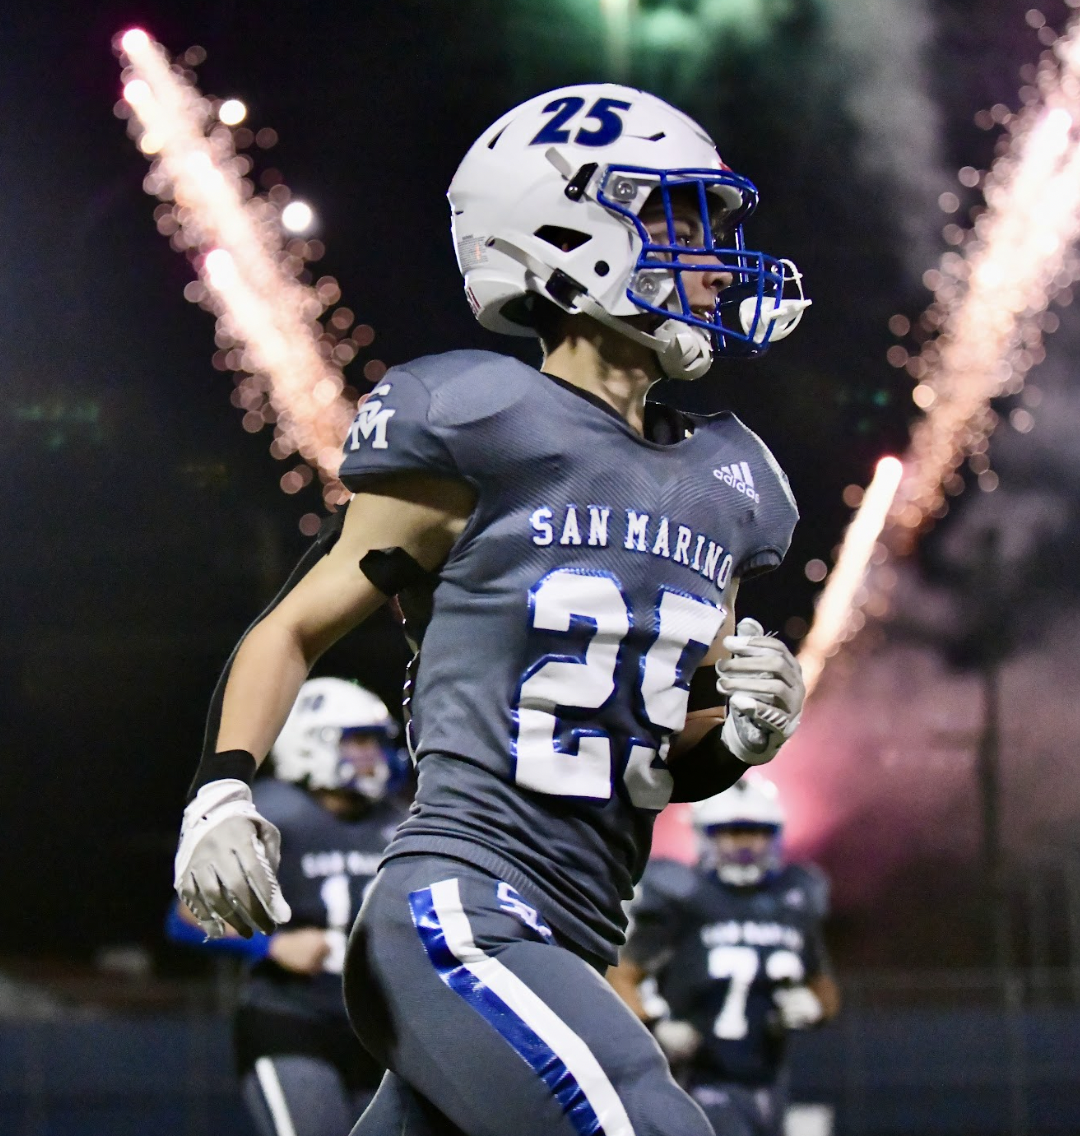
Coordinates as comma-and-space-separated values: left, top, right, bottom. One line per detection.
575, 263, 812, 381
487, 234, 809, 382
576, 296, 714, 381
486, 235, 712, 381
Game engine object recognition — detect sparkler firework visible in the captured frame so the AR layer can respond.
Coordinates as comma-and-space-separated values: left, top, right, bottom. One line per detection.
800, 8, 1080, 686
117, 29, 370, 511
798, 456, 902, 696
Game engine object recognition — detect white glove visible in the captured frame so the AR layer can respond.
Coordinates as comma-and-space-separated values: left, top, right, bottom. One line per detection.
773, 984, 824, 1030
174, 780, 292, 938
716, 618, 805, 765
652, 1018, 703, 1064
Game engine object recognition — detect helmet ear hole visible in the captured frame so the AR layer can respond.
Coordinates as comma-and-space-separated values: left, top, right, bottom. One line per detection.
533, 225, 591, 252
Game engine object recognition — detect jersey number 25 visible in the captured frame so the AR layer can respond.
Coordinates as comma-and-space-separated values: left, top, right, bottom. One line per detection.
513, 568, 724, 809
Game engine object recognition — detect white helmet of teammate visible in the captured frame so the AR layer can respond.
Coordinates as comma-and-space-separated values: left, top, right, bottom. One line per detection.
448, 83, 809, 380
692, 776, 785, 886
271, 677, 398, 800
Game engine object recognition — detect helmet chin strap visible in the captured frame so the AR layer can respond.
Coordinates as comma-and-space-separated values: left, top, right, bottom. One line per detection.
581, 261, 810, 374
574, 295, 713, 381
484, 234, 717, 381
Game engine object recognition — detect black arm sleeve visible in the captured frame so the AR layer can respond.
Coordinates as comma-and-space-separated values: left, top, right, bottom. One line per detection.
686, 663, 724, 713
668, 724, 749, 803
190, 509, 347, 797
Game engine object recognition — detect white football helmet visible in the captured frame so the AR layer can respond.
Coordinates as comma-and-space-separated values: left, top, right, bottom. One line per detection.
271, 678, 398, 800
692, 776, 785, 886
448, 83, 809, 380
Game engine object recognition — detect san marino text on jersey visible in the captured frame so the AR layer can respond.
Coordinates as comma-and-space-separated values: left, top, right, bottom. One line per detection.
528, 503, 735, 593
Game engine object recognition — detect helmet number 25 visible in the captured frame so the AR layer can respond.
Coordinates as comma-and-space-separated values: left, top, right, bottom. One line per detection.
513, 568, 724, 808
530, 96, 633, 148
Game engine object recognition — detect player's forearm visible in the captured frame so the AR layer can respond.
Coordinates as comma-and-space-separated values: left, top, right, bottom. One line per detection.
808, 972, 841, 1021
608, 959, 650, 1021
214, 619, 319, 764
668, 737, 748, 802
213, 528, 393, 763
670, 708, 725, 758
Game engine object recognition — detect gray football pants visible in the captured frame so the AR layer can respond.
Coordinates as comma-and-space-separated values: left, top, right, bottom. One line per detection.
343, 854, 714, 1136
241, 1054, 377, 1136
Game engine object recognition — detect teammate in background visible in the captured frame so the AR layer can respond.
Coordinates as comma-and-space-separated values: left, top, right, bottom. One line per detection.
168, 677, 408, 1136
174, 83, 811, 1136
609, 778, 840, 1136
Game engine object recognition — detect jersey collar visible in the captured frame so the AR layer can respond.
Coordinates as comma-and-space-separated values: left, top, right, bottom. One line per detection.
539, 371, 694, 446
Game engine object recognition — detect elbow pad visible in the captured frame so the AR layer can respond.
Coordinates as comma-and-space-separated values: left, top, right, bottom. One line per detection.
357, 546, 439, 596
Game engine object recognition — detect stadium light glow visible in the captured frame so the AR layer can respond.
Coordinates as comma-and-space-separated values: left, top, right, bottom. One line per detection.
599, 0, 637, 79
217, 98, 247, 125
281, 201, 314, 233
120, 28, 150, 55
116, 31, 372, 510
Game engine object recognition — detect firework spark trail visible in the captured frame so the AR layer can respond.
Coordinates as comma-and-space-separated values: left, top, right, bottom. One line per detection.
895, 88, 1080, 532
802, 14, 1080, 685
118, 29, 359, 504
899, 26, 1080, 520
798, 456, 902, 696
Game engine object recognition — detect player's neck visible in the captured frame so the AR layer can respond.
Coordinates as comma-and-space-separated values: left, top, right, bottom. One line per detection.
542, 326, 659, 436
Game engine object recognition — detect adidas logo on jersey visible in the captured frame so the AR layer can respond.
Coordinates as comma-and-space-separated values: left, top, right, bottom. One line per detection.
713, 461, 759, 503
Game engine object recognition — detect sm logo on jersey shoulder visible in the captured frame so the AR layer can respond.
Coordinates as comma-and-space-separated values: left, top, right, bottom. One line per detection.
348, 382, 396, 451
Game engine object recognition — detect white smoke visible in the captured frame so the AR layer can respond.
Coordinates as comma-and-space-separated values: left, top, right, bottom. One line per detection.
816, 0, 951, 281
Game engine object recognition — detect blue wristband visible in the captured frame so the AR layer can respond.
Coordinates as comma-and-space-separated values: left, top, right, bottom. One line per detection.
164, 903, 272, 960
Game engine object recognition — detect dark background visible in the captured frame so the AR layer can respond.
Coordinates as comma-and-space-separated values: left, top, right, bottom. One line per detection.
2, 0, 1072, 968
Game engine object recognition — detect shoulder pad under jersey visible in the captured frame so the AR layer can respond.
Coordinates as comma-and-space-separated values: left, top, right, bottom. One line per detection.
338, 350, 535, 490
624, 858, 700, 966
636, 857, 701, 906
774, 862, 831, 920
704, 413, 799, 579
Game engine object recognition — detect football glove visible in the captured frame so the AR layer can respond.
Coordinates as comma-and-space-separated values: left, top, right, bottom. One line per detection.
773, 984, 824, 1030
651, 1018, 703, 1064
174, 780, 291, 938
716, 618, 804, 765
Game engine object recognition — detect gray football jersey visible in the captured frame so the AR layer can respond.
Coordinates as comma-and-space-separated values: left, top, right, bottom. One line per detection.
338, 350, 797, 963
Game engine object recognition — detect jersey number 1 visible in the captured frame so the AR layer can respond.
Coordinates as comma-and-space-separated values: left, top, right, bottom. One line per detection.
513, 569, 724, 808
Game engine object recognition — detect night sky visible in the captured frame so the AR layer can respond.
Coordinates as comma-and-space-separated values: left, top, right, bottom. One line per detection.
3, 0, 1074, 967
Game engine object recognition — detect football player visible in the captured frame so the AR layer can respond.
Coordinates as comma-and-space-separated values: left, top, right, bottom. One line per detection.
168, 677, 408, 1136
174, 83, 809, 1136
610, 778, 841, 1136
